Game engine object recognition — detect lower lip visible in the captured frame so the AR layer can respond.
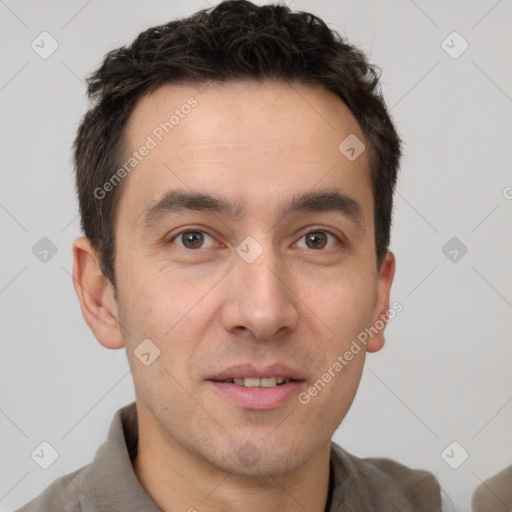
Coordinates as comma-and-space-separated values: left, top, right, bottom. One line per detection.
207, 381, 305, 410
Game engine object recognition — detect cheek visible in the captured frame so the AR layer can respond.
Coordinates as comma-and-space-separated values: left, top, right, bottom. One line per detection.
118, 283, 200, 404
302, 274, 375, 419
309, 273, 376, 344
300, 349, 365, 437
118, 272, 218, 373
118, 264, 191, 333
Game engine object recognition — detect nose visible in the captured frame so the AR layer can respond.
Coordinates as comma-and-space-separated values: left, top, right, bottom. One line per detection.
221, 243, 299, 340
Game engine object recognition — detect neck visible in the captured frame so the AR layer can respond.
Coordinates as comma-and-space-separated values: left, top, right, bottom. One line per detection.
133, 410, 331, 512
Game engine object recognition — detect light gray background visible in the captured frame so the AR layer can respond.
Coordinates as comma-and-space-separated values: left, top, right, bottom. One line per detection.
1, 1, 511, 510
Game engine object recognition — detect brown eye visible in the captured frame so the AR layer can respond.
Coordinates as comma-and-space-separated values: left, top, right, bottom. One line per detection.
172, 230, 214, 249
305, 232, 327, 249
297, 230, 339, 250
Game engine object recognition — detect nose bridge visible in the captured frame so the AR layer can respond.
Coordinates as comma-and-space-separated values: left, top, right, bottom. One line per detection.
222, 237, 298, 339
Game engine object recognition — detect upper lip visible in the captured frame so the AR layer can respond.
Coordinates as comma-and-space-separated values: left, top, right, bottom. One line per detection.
207, 363, 305, 381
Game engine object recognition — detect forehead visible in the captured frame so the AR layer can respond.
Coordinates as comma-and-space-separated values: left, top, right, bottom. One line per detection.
118, 80, 372, 225
125, 79, 365, 152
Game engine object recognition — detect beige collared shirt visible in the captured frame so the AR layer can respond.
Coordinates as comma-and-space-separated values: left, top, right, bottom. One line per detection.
16, 402, 442, 511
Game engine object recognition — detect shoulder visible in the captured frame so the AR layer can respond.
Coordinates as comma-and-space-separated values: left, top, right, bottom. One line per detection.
14, 466, 86, 512
471, 464, 512, 511
330, 442, 442, 512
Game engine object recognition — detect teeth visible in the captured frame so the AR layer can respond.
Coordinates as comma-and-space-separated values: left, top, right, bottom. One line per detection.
260, 377, 277, 387
229, 377, 291, 388
244, 377, 260, 388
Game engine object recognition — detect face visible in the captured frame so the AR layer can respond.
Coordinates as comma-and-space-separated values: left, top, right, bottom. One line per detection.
100, 80, 394, 477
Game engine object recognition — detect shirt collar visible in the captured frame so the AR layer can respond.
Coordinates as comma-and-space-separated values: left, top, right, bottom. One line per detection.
78, 402, 161, 512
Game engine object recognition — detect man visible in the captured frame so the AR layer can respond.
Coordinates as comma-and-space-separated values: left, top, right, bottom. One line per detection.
17, 1, 442, 510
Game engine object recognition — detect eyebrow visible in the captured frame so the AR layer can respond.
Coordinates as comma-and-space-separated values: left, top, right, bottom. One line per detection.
141, 189, 364, 230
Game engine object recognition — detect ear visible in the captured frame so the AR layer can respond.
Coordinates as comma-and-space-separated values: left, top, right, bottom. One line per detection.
72, 236, 124, 349
366, 251, 396, 353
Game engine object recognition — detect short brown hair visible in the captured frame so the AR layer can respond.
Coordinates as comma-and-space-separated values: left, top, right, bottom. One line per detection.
74, 0, 401, 288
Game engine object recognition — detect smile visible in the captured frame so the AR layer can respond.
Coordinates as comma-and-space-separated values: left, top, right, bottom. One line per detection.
219, 377, 293, 388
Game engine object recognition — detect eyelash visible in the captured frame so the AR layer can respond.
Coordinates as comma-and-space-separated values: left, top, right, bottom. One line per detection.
169, 228, 343, 251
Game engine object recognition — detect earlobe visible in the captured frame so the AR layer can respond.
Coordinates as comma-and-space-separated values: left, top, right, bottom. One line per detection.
366, 251, 396, 354
72, 236, 124, 349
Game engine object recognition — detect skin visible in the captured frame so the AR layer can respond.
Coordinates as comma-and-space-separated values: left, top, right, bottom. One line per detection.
72, 80, 395, 512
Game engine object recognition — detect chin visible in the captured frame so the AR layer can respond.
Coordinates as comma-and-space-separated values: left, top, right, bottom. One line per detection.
208, 437, 319, 479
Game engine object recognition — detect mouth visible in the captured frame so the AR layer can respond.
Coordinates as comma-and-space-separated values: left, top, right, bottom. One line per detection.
212, 376, 297, 388
206, 364, 306, 410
